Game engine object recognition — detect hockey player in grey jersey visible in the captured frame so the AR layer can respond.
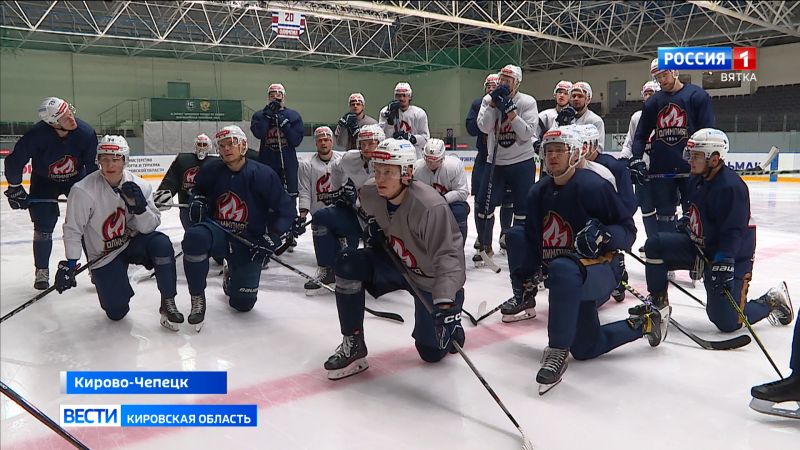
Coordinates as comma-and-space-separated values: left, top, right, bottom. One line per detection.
324, 138, 466, 380
413, 138, 470, 242
378, 82, 430, 158
569, 81, 606, 152
334, 93, 377, 151
537, 80, 573, 149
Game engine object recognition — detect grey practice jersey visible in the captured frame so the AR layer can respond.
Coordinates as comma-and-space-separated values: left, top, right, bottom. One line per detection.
538, 108, 559, 138
63, 170, 161, 269
412, 155, 469, 204
334, 114, 378, 151
360, 180, 466, 301
620, 110, 652, 167
378, 105, 430, 158
298, 151, 344, 214
573, 109, 606, 153
477, 92, 539, 166
330, 150, 372, 191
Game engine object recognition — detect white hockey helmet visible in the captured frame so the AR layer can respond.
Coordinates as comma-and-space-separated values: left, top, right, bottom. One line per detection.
314, 126, 334, 141
570, 81, 593, 100
268, 83, 286, 97
685, 128, 729, 161
579, 124, 600, 148
96, 135, 130, 164
641, 80, 660, 98
38, 97, 72, 125
357, 124, 385, 145
499, 64, 522, 83
650, 58, 667, 76
215, 125, 247, 147
484, 73, 500, 90
371, 138, 417, 167
349, 92, 365, 104
423, 138, 446, 162
554, 80, 573, 95
194, 133, 212, 160
394, 82, 412, 97
542, 126, 582, 153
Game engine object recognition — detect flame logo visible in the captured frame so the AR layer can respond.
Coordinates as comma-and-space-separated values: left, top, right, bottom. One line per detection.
542, 212, 573, 248
216, 192, 248, 222
390, 236, 417, 269
399, 120, 412, 133
687, 204, 703, 238
183, 166, 199, 185
316, 173, 332, 194
102, 207, 126, 240
657, 104, 686, 128
49, 155, 77, 175
432, 183, 448, 195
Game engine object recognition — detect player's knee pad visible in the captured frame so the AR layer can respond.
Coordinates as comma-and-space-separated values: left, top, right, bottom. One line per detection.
548, 254, 587, 285
146, 232, 175, 259
182, 225, 213, 256
33, 230, 53, 241
229, 296, 257, 312
334, 248, 371, 282
643, 236, 665, 262
105, 305, 130, 321
415, 342, 448, 363
29, 203, 59, 232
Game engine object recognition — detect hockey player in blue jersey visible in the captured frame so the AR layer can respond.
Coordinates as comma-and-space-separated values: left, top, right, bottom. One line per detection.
3, 97, 98, 290
629, 59, 715, 234
502, 126, 670, 394
250, 83, 304, 203
640, 128, 793, 335
55, 135, 180, 331
181, 125, 296, 331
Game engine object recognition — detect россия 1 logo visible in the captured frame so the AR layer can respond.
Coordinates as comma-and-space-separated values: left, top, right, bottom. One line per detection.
658, 47, 757, 82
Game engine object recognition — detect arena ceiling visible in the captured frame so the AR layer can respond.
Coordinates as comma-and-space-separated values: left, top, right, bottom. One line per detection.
1, 1, 799, 74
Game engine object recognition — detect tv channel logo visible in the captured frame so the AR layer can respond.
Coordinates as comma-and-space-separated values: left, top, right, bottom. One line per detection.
61, 405, 121, 427
658, 47, 756, 71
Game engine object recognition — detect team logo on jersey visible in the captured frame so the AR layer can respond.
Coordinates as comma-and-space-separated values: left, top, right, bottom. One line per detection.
266, 127, 288, 152
655, 103, 688, 146
390, 236, 429, 277
102, 207, 128, 252
432, 183, 448, 195
542, 211, 573, 261
215, 191, 248, 232
398, 120, 412, 134
315, 173, 332, 194
497, 118, 517, 148
182, 166, 199, 190
686, 204, 705, 246
48, 155, 78, 181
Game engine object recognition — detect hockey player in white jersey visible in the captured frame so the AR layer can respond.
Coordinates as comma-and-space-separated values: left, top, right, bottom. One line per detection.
55, 135, 181, 331
307, 125, 384, 295
297, 126, 344, 293
569, 82, 605, 152
334, 93, 377, 151
413, 138, 470, 242
538, 80, 573, 140
474, 64, 539, 268
378, 82, 430, 158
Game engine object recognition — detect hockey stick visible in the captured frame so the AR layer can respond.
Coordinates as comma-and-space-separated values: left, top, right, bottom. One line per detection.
461, 308, 479, 326
28, 198, 67, 204
205, 219, 404, 323
0, 380, 89, 450
621, 281, 751, 350
625, 250, 707, 308
476, 114, 502, 274
648, 146, 783, 179
382, 243, 534, 450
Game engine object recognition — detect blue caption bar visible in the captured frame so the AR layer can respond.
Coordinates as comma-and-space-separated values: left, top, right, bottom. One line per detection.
62, 371, 227, 394
121, 404, 257, 427
658, 47, 733, 71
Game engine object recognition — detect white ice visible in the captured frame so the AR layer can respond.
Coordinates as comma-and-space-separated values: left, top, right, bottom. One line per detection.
1, 180, 798, 450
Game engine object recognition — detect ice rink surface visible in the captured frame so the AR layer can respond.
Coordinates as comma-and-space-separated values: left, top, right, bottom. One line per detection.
1, 180, 798, 450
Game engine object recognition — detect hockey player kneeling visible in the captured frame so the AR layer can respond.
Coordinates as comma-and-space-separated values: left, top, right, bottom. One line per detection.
503, 127, 670, 395
57, 135, 180, 330
324, 138, 466, 380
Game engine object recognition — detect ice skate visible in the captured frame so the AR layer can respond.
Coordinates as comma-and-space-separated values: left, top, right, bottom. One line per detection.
749, 374, 800, 419
324, 333, 369, 380
222, 260, 231, 296
34, 268, 49, 290
472, 245, 500, 272
536, 346, 569, 395
159, 297, 184, 332
188, 293, 206, 332
500, 284, 537, 323
628, 301, 671, 347
754, 281, 794, 326
305, 266, 335, 296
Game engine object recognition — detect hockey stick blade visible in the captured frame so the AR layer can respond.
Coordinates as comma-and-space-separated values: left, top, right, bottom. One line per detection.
669, 319, 751, 350
479, 250, 502, 273
758, 146, 779, 171
462, 308, 479, 326
477, 301, 487, 318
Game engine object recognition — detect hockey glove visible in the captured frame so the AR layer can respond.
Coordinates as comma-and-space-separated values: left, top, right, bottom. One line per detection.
431, 300, 463, 352
4, 184, 29, 210
392, 130, 417, 145
710, 256, 735, 292
574, 218, 612, 259
555, 106, 577, 126
292, 215, 308, 237
316, 189, 340, 206
153, 189, 174, 211
275, 113, 290, 129
55, 259, 79, 294
676, 214, 691, 236
498, 95, 518, 115
628, 158, 649, 185
364, 217, 385, 248
268, 100, 282, 114
388, 99, 401, 113
188, 195, 208, 224
335, 180, 358, 208
490, 85, 510, 106
119, 181, 148, 215
250, 232, 289, 262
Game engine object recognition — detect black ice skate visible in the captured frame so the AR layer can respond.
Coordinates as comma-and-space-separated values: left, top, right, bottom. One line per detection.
536, 346, 569, 395
324, 333, 369, 380
499, 233, 507, 255
34, 268, 49, 290
188, 293, 206, 332
500, 284, 537, 323
159, 297, 184, 332
754, 281, 794, 326
304, 266, 335, 296
749, 374, 800, 419
222, 260, 231, 296
628, 302, 671, 347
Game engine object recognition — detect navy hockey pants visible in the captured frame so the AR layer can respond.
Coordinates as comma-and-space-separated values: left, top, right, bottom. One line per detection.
28, 175, 75, 269
448, 201, 470, 243
91, 232, 177, 320
644, 232, 769, 332
649, 177, 691, 233
635, 182, 658, 239
311, 205, 361, 268
475, 157, 534, 246
472, 154, 514, 237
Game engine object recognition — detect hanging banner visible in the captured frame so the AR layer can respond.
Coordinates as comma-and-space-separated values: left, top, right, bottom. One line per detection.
272, 11, 305, 39
150, 99, 242, 121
